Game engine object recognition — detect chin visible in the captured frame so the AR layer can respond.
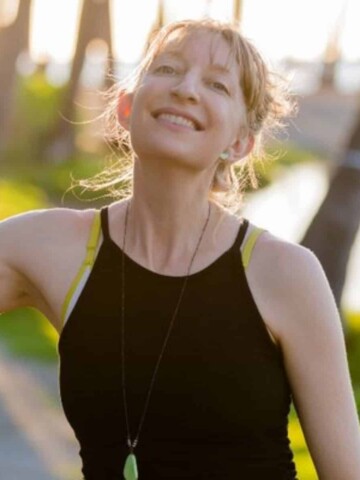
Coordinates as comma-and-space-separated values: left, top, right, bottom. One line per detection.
135, 147, 207, 172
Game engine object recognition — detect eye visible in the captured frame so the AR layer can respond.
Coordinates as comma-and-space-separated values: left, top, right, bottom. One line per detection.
211, 81, 230, 94
154, 65, 177, 75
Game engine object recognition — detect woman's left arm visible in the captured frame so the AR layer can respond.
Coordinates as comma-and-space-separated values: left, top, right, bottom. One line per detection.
273, 244, 360, 479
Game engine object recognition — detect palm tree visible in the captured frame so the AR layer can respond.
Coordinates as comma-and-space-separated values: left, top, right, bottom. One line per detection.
320, 1, 348, 90
233, 0, 243, 24
301, 111, 360, 329
144, 0, 165, 53
0, 0, 32, 152
44, 0, 113, 162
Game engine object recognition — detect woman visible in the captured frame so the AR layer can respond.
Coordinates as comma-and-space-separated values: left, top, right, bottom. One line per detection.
1, 19, 360, 480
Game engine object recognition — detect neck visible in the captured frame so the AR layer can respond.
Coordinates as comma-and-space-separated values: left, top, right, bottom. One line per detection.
123, 159, 224, 274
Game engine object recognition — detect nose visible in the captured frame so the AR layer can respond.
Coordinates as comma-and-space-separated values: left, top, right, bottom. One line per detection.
170, 73, 200, 103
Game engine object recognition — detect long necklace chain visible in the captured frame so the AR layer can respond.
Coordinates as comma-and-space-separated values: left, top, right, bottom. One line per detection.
121, 199, 211, 453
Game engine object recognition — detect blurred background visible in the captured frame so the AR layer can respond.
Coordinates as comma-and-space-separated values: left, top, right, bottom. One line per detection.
0, 1, 359, 479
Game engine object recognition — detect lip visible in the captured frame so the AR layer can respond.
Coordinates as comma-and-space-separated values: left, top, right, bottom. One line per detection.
152, 108, 204, 131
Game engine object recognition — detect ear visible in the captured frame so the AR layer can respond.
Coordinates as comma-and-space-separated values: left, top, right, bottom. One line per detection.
117, 91, 133, 131
228, 133, 255, 163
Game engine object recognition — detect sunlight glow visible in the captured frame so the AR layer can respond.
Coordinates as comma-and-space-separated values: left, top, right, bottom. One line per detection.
30, 0, 83, 63
111, 0, 158, 63
0, 0, 19, 27
241, 0, 358, 61
28, 0, 360, 64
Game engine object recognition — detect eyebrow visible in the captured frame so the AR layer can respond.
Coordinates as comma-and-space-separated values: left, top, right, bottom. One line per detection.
207, 64, 232, 75
156, 50, 182, 60
157, 51, 232, 75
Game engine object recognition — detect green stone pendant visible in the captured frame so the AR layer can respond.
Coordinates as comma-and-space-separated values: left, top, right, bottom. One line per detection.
123, 453, 138, 480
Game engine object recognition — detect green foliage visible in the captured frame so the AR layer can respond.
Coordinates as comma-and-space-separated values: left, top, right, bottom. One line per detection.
5, 70, 64, 161
251, 144, 323, 190
2, 69, 111, 206
289, 311, 360, 478
4, 152, 108, 204
0, 308, 58, 362
345, 310, 360, 333
0, 178, 49, 220
289, 406, 317, 479
16, 70, 63, 132
37, 153, 109, 203
345, 311, 360, 390
2, 147, 112, 208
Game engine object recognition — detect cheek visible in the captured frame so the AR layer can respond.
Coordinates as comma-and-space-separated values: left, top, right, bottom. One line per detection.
128, 105, 146, 155
129, 92, 148, 136
215, 109, 241, 145
228, 106, 247, 138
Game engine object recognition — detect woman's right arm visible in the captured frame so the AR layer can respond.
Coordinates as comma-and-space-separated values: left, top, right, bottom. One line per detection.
0, 211, 42, 314
0, 207, 93, 330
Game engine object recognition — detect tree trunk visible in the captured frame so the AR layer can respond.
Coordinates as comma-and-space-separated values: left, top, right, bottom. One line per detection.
0, 0, 32, 152
233, 0, 243, 24
44, 0, 113, 162
144, 0, 165, 53
320, 35, 340, 91
319, 2, 347, 91
301, 110, 360, 326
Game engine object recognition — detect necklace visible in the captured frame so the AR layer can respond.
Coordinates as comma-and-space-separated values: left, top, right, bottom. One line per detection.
121, 199, 211, 480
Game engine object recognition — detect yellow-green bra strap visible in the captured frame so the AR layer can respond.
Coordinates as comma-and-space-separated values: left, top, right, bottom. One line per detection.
242, 226, 266, 270
84, 210, 102, 266
60, 210, 102, 326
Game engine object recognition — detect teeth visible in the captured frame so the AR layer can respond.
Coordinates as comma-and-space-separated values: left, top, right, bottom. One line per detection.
157, 113, 197, 130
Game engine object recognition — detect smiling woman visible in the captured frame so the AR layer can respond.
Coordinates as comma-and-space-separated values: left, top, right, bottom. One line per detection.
1, 15, 360, 480
126, 30, 252, 184
76, 18, 292, 208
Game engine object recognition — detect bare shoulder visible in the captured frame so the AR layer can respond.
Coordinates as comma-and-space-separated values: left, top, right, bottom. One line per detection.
1, 207, 95, 266
0, 207, 97, 328
243, 226, 337, 347
246, 228, 324, 287
0, 205, 92, 234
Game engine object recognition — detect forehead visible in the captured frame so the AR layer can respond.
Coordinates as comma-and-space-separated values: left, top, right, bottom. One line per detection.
155, 29, 238, 72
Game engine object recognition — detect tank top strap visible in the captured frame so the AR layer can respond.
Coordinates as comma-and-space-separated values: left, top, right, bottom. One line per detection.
232, 218, 250, 252
242, 226, 266, 269
100, 206, 111, 242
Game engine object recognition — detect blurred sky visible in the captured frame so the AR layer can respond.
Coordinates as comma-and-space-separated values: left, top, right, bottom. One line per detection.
1, 0, 359, 64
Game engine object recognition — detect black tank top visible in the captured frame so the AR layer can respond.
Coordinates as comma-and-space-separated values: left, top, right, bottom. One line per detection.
58, 206, 298, 479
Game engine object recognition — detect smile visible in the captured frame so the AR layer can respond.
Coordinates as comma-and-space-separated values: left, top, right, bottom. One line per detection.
152, 108, 203, 131
156, 113, 197, 130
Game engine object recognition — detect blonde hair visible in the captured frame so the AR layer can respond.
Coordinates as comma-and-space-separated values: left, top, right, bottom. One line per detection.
71, 18, 295, 209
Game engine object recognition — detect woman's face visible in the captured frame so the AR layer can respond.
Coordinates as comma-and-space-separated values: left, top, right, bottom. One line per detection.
129, 30, 248, 173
